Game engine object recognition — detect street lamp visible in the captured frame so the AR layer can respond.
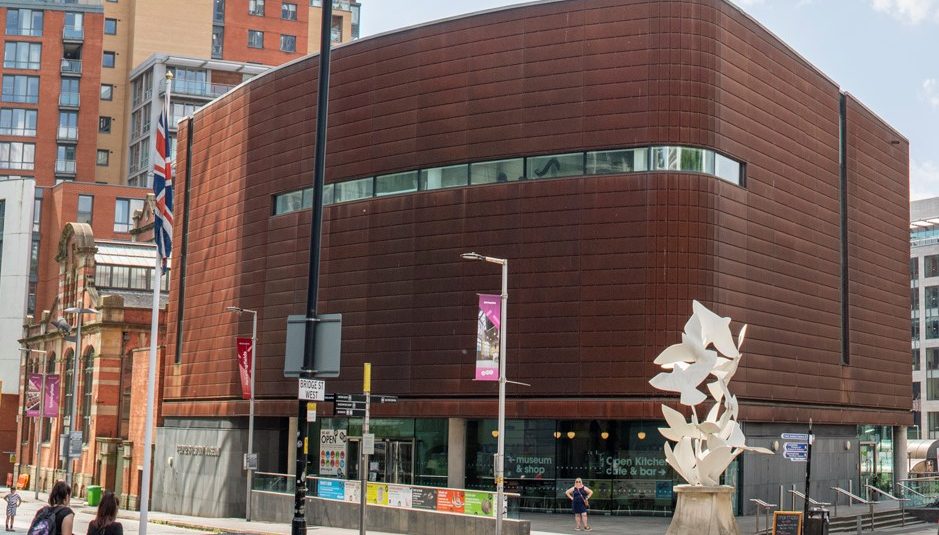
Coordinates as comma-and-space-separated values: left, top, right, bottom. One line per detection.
227, 305, 258, 522
62, 305, 99, 490
461, 251, 507, 535
19, 348, 46, 499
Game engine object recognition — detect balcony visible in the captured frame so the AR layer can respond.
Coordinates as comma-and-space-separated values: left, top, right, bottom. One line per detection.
163, 80, 234, 99
55, 160, 76, 174
57, 126, 78, 142
60, 59, 82, 75
59, 92, 80, 108
63, 27, 84, 41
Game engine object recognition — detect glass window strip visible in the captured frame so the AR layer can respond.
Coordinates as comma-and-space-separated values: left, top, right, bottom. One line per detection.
271, 146, 746, 216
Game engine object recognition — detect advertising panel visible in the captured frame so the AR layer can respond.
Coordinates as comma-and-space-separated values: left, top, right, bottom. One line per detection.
317, 479, 344, 500
236, 337, 252, 400
367, 482, 389, 505
319, 429, 348, 477
387, 484, 412, 508
436, 489, 465, 513
464, 491, 494, 517
411, 487, 437, 510
475, 294, 501, 381
343, 480, 361, 502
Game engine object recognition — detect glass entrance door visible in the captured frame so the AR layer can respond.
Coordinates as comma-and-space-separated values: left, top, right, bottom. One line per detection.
386, 440, 414, 484
859, 441, 878, 490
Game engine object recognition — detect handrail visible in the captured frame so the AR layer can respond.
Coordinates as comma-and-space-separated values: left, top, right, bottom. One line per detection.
830, 487, 872, 505
749, 498, 777, 508
253, 471, 523, 498
896, 482, 927, 499
865, 485, 907, 503
788, 489, 831, 506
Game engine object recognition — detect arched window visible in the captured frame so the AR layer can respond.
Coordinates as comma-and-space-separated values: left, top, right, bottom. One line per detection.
42, 352, 56, 443
81, 347, 94, 444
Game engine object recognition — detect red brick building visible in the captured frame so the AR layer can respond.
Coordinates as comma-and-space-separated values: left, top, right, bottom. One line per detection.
17, 204, 167, 507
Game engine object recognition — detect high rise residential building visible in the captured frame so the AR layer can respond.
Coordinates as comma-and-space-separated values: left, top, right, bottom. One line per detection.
3, 0, 361, 494
910, 198, 939, 441
98, 0, 361, 185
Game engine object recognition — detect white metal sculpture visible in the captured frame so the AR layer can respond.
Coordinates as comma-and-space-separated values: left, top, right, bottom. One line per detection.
649, 300, 772, 486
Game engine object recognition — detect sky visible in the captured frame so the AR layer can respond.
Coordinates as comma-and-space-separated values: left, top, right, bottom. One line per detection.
358, 0, 939, 200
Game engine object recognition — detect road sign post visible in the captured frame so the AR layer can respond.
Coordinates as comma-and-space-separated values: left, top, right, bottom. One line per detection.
359, 363, 371, 535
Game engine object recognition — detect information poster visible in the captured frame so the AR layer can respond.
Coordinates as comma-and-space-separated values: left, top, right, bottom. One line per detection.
464, 491, 494, 517
317, 479, 344, 500
367, 482, 389, 505
388, 484, 412, 507
475, 294, 501, 381
436, 489, 465, 513
319, 429, 348, 477
343, 480, 361, 502
772, 511, 802, 535
412, 487, 437, 510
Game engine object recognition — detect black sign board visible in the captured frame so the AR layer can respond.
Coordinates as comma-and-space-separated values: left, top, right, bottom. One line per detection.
412, 487, 437, 510
772, 511, 802, 535
333, 400, 366, 417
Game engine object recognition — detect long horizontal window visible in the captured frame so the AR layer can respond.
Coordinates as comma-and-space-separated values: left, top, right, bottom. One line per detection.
272, 145, 745, 216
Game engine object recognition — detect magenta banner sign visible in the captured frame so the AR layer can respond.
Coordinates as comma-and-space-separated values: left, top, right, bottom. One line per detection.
25, 374, 59, 418
475, 294, 501, 381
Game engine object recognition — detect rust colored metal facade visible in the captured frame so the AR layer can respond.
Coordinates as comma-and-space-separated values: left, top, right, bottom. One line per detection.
166, 0, 910, 427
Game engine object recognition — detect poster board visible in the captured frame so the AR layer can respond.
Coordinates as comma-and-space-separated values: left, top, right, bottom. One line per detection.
772, 511, 802, 535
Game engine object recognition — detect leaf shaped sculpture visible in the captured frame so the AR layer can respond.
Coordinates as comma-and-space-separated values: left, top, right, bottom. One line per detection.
649, 300, 771, 486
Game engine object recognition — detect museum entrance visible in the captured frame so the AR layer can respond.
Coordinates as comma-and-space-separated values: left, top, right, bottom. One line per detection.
348, 438, 415, 485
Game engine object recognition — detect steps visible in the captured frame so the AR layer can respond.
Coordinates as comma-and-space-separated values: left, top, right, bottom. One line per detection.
828, 510, 924, 533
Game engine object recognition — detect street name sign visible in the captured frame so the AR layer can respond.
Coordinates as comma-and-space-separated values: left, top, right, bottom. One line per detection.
298, 378, 325, 401
784, 450, 808, 462
784, 442, 808, 452
781, 433, 809, 442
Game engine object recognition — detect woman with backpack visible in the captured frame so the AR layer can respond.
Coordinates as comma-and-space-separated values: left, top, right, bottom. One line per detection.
28, 481, 73, 535
85, 492, 121, 535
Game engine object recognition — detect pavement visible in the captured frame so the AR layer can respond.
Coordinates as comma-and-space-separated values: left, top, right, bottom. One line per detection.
4, 487, 939, 534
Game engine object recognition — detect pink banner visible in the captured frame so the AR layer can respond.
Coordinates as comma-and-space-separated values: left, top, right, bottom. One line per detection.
26, 374, 60, 418
44, 375, 59, 418
475, 294, 501, 381
237, 337, 253, 400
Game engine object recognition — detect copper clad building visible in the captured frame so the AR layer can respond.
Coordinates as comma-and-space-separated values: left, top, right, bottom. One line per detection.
155, 0, 910, 517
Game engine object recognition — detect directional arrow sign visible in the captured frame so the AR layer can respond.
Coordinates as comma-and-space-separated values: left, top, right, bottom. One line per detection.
784, 442, 808, 452
375, 395, 398, 404
332, 393, 367, 403
784, 451, 808, 461
781, 433, 809, 442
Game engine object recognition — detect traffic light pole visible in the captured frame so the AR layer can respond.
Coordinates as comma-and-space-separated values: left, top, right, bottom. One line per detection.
292, 1, 333, 534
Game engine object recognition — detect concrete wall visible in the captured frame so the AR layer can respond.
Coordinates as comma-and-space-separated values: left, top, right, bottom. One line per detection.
740, 423, 859, 514
252, 491, 531, 535
0, 178, 34, 394
152, 418, 284, 517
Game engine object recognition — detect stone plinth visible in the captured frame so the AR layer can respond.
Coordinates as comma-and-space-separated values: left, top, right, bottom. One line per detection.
666, 485, 739, 535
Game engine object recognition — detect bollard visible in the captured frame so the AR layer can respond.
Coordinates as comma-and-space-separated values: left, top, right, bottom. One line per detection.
779, 486, 784, 514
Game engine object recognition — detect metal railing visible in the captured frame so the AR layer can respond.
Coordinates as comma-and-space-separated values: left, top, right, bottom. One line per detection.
787, 489, 830, 510
749, 499, 777, 535
62, 27, 83, 40
864, 485, 908, 526
166, 80, 234, 99
59, 92, 79, 107
55, 160, 76, 174
831, 487, 876, 531
60, 59, 81, 74
252, 472, 522, 519
895, 477, 939, 508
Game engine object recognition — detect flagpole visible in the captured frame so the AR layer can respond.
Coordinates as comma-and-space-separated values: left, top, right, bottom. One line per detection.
139, 71, 172, 535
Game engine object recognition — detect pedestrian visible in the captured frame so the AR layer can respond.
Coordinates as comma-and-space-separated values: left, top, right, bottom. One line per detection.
28, 481, 74, 535
86, 492, 122, 535
4, 487, 21, 531
565, 477, 593, 531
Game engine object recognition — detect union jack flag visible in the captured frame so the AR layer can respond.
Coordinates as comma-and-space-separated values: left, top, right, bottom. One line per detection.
153, 82, 173, 272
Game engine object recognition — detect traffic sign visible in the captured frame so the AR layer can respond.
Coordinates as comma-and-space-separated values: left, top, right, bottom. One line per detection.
784, 450, 808, 461
781, 433, 809, 442
374, 395, 398, 404
298, 378, 325, 401
784, 442, 808, 452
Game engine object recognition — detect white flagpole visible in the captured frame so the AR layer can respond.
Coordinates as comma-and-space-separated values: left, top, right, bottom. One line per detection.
139, 72, 171, 535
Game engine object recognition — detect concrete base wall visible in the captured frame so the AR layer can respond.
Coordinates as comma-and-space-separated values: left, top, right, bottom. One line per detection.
740, 423, 859, 515
252, 491, 531, 535
152, 420, 285, 518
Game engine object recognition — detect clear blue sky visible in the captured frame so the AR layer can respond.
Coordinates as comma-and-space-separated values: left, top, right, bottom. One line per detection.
359, 0, 939, 200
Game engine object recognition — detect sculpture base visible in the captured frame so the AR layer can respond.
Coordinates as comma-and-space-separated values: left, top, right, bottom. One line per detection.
665, 485, 739, 535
